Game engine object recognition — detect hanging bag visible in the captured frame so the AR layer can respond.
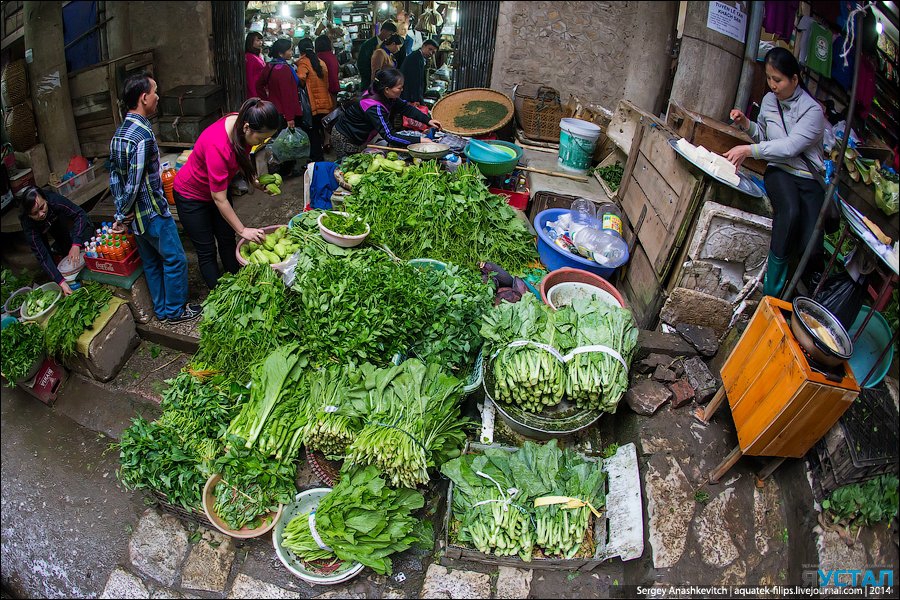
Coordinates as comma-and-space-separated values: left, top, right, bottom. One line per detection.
298, 82, 314, 129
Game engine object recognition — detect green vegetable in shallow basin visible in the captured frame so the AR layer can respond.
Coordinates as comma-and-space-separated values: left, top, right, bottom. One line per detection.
321, 211, 367, 236
23, 288, 60, 316
1, 321, 44, 385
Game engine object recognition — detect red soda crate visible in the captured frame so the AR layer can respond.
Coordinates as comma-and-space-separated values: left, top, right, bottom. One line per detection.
84, 246, 142, 276
489, 186, 530, 211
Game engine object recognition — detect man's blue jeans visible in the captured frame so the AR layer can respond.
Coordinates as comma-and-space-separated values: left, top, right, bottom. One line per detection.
134, 215, 188, 320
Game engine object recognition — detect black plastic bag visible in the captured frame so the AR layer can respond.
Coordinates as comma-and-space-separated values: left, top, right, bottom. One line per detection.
815, 272, 867, 331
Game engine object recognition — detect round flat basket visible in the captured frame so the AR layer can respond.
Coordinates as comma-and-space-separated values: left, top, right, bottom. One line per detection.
482, 355, 603, 440
431, 88, 514, 137
273, 488, 365, 585
202, 474, 283, 539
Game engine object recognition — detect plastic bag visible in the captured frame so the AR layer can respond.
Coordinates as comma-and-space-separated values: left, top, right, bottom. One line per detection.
402, 103, 430, 132
271, 128, 310, 163
815, 272, 867, 332
873, 168, 899, 216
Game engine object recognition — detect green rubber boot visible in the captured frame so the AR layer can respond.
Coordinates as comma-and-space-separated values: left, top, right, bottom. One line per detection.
764, 253, 788, 298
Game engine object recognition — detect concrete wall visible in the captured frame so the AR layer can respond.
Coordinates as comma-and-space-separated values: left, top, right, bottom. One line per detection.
489, 1, 677, 115
106, 1, 215, 91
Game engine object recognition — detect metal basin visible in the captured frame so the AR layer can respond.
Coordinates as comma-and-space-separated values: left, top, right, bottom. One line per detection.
790, 296, 853, 368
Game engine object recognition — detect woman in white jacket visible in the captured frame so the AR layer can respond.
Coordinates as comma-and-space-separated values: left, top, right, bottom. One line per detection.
726, 47, 826, 298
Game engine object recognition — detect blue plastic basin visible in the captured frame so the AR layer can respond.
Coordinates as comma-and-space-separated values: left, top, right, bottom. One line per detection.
534, 208, 629, 278
847, 306, 894, 388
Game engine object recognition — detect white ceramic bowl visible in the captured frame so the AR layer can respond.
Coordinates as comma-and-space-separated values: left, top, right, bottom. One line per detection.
317, 212, 370, 248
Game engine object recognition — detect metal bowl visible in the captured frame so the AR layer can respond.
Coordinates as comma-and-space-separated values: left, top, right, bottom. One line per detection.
790, 297, 853, 368
406, 142, 450, 160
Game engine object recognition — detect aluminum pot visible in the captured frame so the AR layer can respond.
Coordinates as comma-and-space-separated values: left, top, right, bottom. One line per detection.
790, 296, 853, 368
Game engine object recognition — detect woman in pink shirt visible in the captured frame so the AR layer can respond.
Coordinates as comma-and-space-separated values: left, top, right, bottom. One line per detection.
173, 98, 280, 289
245, 31, 266, 101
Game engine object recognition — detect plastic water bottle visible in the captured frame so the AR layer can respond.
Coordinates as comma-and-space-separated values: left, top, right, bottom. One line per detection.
570, 197, 598, 227
573, 227, 628, 266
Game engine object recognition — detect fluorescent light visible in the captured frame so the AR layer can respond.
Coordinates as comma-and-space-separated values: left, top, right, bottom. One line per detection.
451, 10, 458, 24
876, 21, 884, 35
380, 2, 388, 10
281, 3, 290, 17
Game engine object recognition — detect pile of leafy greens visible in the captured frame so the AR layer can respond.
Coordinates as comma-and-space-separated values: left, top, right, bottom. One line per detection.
44, 282, 112, 357
481, 295, 638, 413
280, 465, 432, 575
441, 440, 606, 561
1, 267, 33, 308
1, 321, 44, 385
822, 474, 899, 529
343, 161, 537, 274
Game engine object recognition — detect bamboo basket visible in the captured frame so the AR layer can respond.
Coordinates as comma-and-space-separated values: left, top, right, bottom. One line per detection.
431, 88, 514, 137
1, 60, 28, 107
5, 101, 37, 152
513, 85, 564, 142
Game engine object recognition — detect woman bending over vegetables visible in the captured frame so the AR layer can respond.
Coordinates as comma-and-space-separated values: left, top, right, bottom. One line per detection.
331, 67, 442, 160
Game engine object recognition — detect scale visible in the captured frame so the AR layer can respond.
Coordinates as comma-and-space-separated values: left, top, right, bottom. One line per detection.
17, 357, 67, 405
668, 138, 763, 198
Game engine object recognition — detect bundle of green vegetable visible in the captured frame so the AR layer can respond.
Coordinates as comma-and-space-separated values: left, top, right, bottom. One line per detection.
23, 288, 60, 316
227, 344, 309, 459
280, 465, 431, 575
821, 474, 899, 529
301, 365, 367, 456
1, 321, 44, 385
193, 264, 289, 381
44, 283, 112, 357
345, 359, 469, 488
210, 438, 297, 530
239, 226, 299, 265
410, 263, 494, 372
157, 371, 245, 464
321, 211, 367, 236
340, 152, 407, 187
1, 268, 33, 307
591, 162, 624, 192
343, 161, 537, 273
481, 295, 638, 413
480, 295, 569, 410
118, 417, 208, 510
441, 440, 606, 561
564, 298, 638, 411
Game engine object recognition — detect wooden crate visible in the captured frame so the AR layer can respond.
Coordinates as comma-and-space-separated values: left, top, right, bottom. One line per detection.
666, 99, 768, 175
593, 147, 627, 200
720, 297, 859, 458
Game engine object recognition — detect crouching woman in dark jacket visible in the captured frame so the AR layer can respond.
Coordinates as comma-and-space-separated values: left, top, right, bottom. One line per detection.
331, 67, 442, 160
19, 186, 93, 295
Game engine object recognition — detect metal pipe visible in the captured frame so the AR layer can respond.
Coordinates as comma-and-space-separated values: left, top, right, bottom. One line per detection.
783, 11, 863, 301
734, 1, 765, 115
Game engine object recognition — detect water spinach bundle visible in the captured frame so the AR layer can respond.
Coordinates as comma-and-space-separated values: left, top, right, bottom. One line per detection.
44, 282, 112, 357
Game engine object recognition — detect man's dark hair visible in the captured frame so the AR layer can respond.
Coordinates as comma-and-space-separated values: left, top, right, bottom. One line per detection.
421, 39, 439, 50
381, 21, 398, 33
122, 73, 153, 111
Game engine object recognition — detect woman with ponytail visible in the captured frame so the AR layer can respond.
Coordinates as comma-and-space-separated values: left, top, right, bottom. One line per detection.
173, 98, 281, 288
295, 37, 334, 161
331, 67, 441, 160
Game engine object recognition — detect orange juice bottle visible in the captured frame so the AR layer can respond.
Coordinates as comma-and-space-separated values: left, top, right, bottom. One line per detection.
161, 162, 177, 206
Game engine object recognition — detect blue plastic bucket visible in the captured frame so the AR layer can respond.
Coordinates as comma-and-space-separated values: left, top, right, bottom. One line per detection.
534, 208, 629, 278
847, 306, 894, 388
557, 118, 601, 173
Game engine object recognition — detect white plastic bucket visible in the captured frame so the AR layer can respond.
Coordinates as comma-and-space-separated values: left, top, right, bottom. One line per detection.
557, 118, 601, 173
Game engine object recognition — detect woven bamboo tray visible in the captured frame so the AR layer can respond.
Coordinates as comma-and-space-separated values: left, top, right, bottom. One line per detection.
431, 88, 514, 137
305, 447, 341, 486
151, 490, 214, 528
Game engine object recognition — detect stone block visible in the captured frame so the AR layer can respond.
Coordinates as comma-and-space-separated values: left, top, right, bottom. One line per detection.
109, 275, 155, 324
675, 323, 719, 357
636, 330, 697, 359
636, 353, 672, 374
101, 567, 149, 599
687, 200, 772, 280
420, 564, 490, 599
180, 529, 236, 593
129, 509, 189, 587
659, 288, 733, 337
669, 379, 695, 409
694, 487, 740, 567
645, 454, 694, 568
652, 364, 677, 383
678, 260, 741, 302
227, 574, 301, 599
63, 303, 140, 382
624, 379, 672, 416
495, 567, 533, 599
683, 357, 719, 404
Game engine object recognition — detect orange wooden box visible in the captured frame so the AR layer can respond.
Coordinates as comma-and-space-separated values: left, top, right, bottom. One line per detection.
720, 297, 859, 458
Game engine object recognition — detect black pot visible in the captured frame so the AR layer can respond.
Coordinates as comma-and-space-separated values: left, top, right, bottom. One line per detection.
790, 296, 853, 368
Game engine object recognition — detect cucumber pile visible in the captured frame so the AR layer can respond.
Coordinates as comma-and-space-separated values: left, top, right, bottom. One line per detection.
239, 226, 299, 265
